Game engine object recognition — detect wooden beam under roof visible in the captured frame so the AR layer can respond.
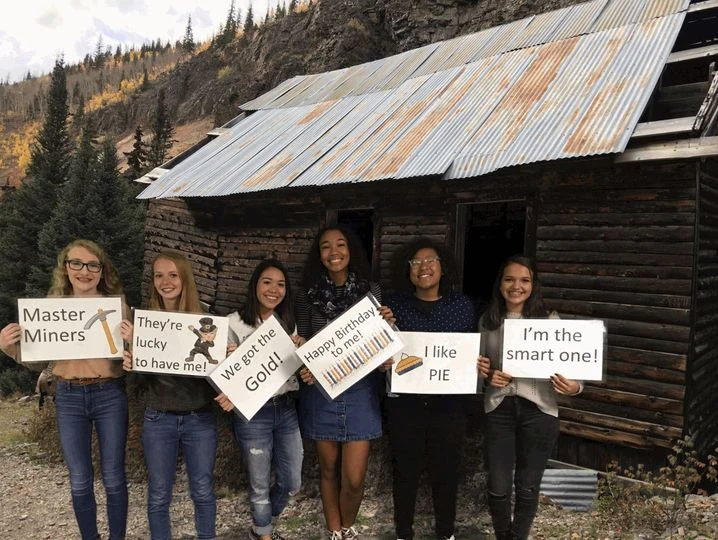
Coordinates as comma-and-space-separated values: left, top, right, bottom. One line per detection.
631, 117, 696, 139
667, 43, 718, 64
616, 136, 718, 162
688, 0, 718, 13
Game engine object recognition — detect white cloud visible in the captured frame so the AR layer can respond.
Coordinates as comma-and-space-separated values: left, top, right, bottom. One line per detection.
0, 0, 269, 83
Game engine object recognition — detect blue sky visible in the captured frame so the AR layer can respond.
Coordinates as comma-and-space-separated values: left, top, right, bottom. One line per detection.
0, 0, 270, 83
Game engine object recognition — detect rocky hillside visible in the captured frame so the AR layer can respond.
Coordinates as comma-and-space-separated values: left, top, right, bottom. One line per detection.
88, 0, 583, 151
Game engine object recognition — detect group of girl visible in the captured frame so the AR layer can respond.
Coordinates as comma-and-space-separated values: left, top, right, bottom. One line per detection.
0, 228, 583, 540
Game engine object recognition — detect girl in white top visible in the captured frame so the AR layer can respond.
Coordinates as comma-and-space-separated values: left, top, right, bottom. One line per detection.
215, 258, 304, 540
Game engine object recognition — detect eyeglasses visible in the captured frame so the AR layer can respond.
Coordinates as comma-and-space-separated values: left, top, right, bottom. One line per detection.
65, 259, 103, 273
408, 256, 441, 267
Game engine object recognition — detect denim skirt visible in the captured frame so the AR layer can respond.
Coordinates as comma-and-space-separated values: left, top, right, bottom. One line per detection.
298, 370, 382, 442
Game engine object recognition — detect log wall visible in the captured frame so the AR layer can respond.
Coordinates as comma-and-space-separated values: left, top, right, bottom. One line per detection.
142, 159, 702, 469
689, 160, 718, 455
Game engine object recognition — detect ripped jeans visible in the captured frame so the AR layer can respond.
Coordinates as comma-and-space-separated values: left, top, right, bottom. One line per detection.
232, 393, 303, 536
485, 396, 559, 540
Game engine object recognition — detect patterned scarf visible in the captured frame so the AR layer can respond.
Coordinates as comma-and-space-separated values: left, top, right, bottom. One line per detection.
307, 272, 365, 320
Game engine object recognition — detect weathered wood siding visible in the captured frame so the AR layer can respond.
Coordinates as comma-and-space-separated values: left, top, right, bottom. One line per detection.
689, 160, 718, 455
536, 172, 695, 464
144, 199, 220, 307
215, 227, 317, 315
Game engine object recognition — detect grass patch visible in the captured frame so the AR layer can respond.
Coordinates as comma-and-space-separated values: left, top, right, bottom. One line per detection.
0, 398, 35, 447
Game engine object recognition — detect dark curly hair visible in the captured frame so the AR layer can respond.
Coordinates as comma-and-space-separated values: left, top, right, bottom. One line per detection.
390, 237, 457, 296
482, 254, 548, 330
301, 225, 371, 291
241, 258, 296, 331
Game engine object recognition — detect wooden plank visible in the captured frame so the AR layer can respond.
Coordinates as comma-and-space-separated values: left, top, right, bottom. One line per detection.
541, 272, 692, 295
559, 420, 672, 448
630, 117, 696, 139
545, 299, 689, 325
587, 376, 685, 401
666, 43, 718, 64
616, 136, 718, 163
607, 347, 686, 371
537, 225, 694, 242
605, 360, 685, 385
559, 408, 682, 440
538, 239, 693, 255
560, 395, 683, 428
539, 212, 695, 226
688, 0, 718, 12
608, 334, 688, 355
539, 261, 692, 279
544, 287, 690, 309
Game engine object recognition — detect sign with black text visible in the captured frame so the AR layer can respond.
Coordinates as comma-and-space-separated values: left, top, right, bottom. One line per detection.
296, 294, 404, 400
208, 315, 301, 422
390, 332, 481, 394
131, 309, 229, 377
502, 319, 605, 381
17, 296, 124, 362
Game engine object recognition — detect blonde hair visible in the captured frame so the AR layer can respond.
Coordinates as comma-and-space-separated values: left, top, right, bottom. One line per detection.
48, 239, 123, 297
148, 251, 203, 313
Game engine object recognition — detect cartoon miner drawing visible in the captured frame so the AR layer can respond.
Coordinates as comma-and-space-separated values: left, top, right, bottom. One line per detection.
186, 317, 218, 364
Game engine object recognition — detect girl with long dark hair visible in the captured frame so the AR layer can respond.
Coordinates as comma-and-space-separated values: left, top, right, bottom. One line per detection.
478, 255, 582, 540
216, 258, 304, 540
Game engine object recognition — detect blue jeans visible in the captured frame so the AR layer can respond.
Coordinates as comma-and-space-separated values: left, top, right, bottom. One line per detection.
142, 408, 217, 540
485, 396, 560, 540
55, 378, 128, 540
232, 394, 303, 536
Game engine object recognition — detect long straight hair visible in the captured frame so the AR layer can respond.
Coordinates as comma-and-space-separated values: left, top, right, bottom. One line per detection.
48, 239, 123, 297
147, 251, 202, 313
241, 258, 296, 330
482, 255, 548, 330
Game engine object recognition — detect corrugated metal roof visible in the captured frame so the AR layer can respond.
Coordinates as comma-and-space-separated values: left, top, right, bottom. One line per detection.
138, 0, 689, 200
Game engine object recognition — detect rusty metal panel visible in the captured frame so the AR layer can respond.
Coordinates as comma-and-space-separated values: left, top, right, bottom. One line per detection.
550, 0, 608, 41
292, 77, 432, 187
476, 17, 534, 58
396, 49, 536, 179
411, 28, 501, 78
640, 0, 689, 21
511, 5, 575, 49
240, 76, 305, 111
540, 469, 598, 512
591, 0, 647, 32
447, 12, 685, 179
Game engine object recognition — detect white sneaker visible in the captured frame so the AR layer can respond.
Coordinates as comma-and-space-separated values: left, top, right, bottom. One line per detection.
342, 526, 359, 539
329, 531, 342, 540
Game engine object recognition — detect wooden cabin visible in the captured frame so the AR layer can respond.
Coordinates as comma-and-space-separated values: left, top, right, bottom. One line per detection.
136, 0, 718, 470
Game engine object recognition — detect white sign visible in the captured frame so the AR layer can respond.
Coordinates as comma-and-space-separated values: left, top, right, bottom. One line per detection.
17, 297, 124, 362
502, 319, 605, 381
296, 294, 404, 400
131, 309, 229, 377
390, 332, 481, 394
208, 315, 301, 422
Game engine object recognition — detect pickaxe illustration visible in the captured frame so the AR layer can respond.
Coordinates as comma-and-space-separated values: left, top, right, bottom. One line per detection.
84, 308, 118, 354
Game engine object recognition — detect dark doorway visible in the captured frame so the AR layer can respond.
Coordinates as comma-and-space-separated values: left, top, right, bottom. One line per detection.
460, 201, 526, 313
337, 208, 375, 266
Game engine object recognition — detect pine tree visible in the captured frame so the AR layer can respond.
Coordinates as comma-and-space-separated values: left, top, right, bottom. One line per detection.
288, 0, 297, 14
28, 125, 100, 297
182, 14, 195, 54
244, 3, 255, 36
124, 125, 148, 179
219, 0, 238, 47
147, 89, 175, 167
0, 58, 72, 315
93, 35, 105, 69
141, 65, 150, 90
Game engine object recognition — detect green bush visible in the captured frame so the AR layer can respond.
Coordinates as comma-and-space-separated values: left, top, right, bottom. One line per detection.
0, 364, 33, 397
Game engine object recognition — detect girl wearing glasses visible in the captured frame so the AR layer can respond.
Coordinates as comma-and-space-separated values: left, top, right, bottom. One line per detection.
296, 226, 394, 540
478, 255, 582, 540
120, 251, 217, 540
215, 258, 305, 540
0, 239, 128, 540
383, 238, 478, 540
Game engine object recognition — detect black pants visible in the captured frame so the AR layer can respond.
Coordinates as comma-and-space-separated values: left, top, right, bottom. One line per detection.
386, 395, 466, 540
485, 396, 559, 540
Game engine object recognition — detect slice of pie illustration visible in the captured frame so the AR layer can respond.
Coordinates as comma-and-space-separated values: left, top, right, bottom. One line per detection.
395, 353, 424, 375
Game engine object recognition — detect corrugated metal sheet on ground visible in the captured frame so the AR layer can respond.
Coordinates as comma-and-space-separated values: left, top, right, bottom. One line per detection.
540, 469, 598, 512
138, 0, 688, 199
